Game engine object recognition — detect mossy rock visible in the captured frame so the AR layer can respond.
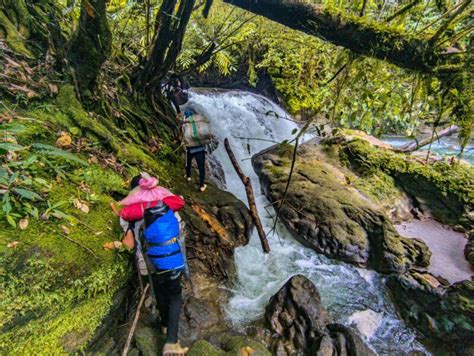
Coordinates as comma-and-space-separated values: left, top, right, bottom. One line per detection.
387, 274, 474, 350
252, 143, 430, 274
134, 326, 165, 356
188, 335, 271, 356
341, 136, 474, 229
188, 340, 226, 356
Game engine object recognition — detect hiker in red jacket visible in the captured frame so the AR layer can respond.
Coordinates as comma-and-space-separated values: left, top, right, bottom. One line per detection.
119, 174, 188, 355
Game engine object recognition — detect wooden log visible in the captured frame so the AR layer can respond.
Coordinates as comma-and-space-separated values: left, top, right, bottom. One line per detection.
222, 0, 464, 73
224, 138, 270, 253
394, 125, 459, 153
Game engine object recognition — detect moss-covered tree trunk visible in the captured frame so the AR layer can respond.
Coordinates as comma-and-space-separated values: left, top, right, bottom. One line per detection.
67, 0, 112, 97
222, 0, 463, 73
0, 0, 33, 56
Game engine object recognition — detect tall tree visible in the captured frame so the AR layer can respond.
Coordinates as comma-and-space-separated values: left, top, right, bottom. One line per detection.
68, 0, 112, 96
137, 0, 196, 92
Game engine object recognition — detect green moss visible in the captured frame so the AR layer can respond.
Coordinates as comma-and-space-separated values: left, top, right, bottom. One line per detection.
342, 138, 474, 227
0, 85, 182, 353
219, 335, 271, 355
0, 10, 32, 57
72, 165, 127, 196
188, 340, 225, 356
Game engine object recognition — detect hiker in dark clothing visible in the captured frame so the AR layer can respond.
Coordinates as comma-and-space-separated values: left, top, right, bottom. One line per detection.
164, 76, 189, 114
118, 174, 188, 355
180, 108, 213, 192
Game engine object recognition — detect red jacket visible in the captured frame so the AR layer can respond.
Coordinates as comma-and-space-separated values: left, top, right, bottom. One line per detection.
120, 195, 185, 222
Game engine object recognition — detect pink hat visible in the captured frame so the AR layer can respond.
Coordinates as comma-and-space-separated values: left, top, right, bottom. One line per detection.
119, 177, 173, 206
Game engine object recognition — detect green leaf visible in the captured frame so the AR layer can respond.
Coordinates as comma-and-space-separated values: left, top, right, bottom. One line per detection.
3, 193, 12, 214
31, 143, 89, 166
6, 214, 16, 228
0, 123, 26, 134
12, 188, 42, 201
0, 142, 26, 152
291, 128, 298, 135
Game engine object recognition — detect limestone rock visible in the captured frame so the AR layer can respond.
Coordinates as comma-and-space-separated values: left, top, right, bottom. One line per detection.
252, 143, 431, 273
265, 275, 375, 355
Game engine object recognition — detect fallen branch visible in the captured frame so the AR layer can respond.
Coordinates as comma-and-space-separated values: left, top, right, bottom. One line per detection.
394, 125, 459, 153
61, 234, 99, 259
122, 284, 150, 356
224, 138, 270, 253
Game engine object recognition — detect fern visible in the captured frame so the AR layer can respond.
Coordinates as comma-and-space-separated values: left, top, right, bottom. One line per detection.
31, 143, 89, 166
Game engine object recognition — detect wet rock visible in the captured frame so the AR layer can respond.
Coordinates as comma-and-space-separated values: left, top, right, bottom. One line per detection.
265, 275, 375, 355
178, 183, 253, 341
181, 183, 251, 281
387, 272, 474, 351
253, 143, 431, 273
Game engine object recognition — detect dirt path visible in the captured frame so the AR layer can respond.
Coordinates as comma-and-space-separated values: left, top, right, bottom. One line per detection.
395, 219, 472, 284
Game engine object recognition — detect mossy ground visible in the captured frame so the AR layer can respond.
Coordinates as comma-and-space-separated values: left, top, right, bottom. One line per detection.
0, 86, 184, 353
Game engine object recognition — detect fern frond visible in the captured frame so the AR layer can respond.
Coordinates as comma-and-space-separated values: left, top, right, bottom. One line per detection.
31, 143, 89, 166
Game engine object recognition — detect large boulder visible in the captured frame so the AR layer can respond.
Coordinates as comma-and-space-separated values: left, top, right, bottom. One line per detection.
265, 275, 375, 355
177, 183, 252, 341
387, 272, 474, 352
338, 133, 473, 230
252, 142, 430, 274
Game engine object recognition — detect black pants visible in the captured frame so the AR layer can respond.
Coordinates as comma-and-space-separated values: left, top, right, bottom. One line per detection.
186, 148, 206, 186
150, 273, 182, 344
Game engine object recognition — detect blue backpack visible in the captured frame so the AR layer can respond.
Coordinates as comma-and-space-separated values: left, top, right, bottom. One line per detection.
143, 204, 185, 271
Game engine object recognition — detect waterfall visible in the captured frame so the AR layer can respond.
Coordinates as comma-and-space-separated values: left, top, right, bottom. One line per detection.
187, 89, 429, 355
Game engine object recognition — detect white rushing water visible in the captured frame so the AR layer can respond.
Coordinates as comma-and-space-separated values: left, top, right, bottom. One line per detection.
187, 89, 429, 355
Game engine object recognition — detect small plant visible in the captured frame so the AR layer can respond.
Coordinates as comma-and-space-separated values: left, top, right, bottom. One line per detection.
0, 119, 89, 227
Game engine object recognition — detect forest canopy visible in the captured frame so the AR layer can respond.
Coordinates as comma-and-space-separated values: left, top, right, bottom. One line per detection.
0, 0, 472, 141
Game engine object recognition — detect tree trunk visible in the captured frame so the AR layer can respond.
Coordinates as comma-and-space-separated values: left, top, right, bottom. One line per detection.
68, 0, 112, 96
222, 0, 463, 73
393, 125, 459, 153
137, 0, 196, 92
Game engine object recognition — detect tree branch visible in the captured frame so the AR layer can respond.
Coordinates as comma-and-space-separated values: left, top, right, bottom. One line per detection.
224, 138, 270, 253
223, 0, 463, 73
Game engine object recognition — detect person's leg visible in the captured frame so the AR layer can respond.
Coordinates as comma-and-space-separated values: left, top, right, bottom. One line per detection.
151, 274, 169, 329
164, 277, 183, 344
195, 150, 206, 187
185, 149, 192, 179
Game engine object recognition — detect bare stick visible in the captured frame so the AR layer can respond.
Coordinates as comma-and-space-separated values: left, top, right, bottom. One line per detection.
122, 284, 150, 356
224, 138, 270, 253
61, 234, 99, 259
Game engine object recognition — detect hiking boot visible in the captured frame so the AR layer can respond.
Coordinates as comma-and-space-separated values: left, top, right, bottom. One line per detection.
184, 175, 191, 182
199, 184, 207, 192
162, 342, 188, 355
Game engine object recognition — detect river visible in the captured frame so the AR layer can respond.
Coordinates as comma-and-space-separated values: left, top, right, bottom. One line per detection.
187, 89, 439, 355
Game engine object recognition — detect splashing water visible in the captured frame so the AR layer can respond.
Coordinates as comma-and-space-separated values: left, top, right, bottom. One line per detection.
187, 89, 429, 355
